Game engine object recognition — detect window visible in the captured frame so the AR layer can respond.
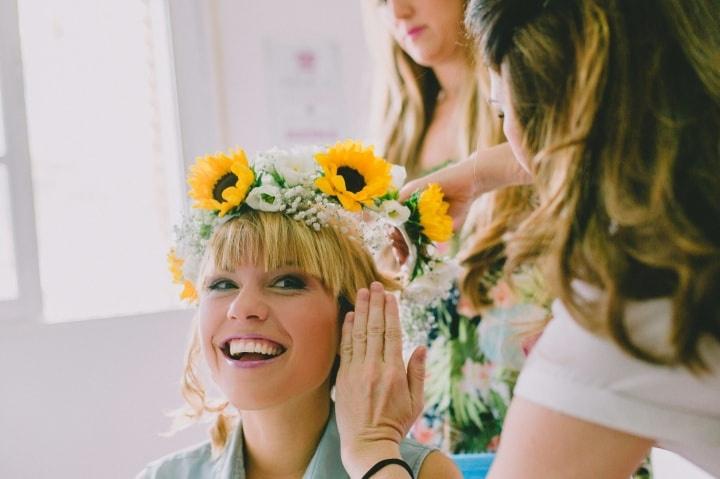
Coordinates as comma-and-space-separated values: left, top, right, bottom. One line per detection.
0, 164, 17, 301
16, 0, 183, 322
1, 0, 221, 322
0, 95, 19, 299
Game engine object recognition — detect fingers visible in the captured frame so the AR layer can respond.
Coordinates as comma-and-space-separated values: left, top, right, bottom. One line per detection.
352, 288, 370, 361
365, 282, 386, 359
389, 227, 409, 265
383, 293, 403, 364
340, 311, 354, 365
398, 178, 423, 202
406, 346, 427, 419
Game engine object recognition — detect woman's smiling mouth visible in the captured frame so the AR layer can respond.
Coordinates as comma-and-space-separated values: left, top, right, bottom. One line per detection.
220, 337, 287, 368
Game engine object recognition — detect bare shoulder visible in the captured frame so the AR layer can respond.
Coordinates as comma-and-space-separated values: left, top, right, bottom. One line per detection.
418, 450, 462, 479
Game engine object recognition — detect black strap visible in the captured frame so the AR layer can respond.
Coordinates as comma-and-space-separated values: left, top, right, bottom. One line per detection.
362, 458, 414, 479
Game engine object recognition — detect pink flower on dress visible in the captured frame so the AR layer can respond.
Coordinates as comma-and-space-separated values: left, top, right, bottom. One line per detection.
410, 417, 443, 446
459, 359, 495, 395
489, 280, 516, 308
486, 435, 501, 452
456, 292, 478, 317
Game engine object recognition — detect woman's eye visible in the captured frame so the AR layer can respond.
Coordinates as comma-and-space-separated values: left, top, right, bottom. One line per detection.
272, 275, 306, 290
208, 279, 237, 291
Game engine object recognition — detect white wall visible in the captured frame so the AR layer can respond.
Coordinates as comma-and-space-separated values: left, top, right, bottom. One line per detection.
0, 312, 204, 479
208, 0, 372, 153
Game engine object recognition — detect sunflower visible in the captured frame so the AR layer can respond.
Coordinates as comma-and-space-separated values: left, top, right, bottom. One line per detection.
188, 149, 255, 216
167, 249, 184, 283
179, 280, 198, 302
418, 183, 453, 242
315, 140, 392, 212
167, 249, 198, 302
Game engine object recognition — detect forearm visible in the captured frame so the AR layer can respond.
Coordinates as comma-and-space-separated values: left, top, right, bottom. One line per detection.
469, 142, 531, 198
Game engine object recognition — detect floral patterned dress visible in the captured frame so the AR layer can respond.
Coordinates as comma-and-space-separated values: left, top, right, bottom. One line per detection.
411, 263, 551, 453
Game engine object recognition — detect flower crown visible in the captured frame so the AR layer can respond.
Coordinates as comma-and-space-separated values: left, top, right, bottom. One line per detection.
168, 140, 459, 346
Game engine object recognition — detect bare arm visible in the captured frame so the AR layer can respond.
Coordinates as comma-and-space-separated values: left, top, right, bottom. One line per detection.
488, 397, 653, 479
418, 451, 462, 479
400, 143, 531, 229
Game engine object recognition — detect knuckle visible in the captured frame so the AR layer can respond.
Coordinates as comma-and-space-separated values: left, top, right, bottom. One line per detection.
384, 327, 402, 340
352, 331, 367, 342
366, 325, 385, 336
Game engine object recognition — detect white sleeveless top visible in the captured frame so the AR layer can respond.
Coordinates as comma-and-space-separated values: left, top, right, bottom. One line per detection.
514, 292, 720, 476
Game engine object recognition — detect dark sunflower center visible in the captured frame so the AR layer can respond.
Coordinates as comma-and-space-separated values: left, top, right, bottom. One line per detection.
337, 166, 366, 193
213, 173, 239, 202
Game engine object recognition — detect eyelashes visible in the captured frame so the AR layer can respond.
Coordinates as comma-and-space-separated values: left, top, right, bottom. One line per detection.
205, 274, 307, 292
207, 279, 237, 291
271, 275, 307, 290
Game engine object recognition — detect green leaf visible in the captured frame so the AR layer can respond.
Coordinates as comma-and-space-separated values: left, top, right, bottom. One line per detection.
270, 169, 286, 187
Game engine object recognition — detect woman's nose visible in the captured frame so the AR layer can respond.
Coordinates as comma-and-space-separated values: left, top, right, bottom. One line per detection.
226, 289, 269, 322
387, 0, 413, 20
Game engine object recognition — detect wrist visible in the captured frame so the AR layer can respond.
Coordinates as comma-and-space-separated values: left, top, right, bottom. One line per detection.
342, 440, 402, 479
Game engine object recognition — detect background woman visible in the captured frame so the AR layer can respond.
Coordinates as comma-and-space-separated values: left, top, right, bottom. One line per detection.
364, 0, 547, 455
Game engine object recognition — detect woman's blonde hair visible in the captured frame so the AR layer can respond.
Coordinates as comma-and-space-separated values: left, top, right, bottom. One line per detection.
363, 0, 538, 311
174, 211, 395, 455
468, 0, 720, 369
362, 0, 504, 177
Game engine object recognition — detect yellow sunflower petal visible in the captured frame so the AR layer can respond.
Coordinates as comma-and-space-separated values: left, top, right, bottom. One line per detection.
314, 140, 392, 212
315, 176, 335, 196
187, 149, 254, 216
337, 192, 362, 212
167, 250, 184, 283
418, 183, 453, 242
180, 280, 198, 302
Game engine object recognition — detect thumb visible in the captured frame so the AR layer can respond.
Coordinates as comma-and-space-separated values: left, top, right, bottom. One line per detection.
406, 346, 427, 418
399, 177, 425, 202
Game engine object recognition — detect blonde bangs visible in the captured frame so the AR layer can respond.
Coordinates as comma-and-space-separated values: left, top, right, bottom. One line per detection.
206, 211, 394, 303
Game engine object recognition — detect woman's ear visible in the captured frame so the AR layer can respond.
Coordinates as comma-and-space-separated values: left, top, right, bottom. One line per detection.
338, 295, 354, 321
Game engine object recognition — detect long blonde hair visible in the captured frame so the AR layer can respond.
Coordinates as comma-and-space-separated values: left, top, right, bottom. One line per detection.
469, 0, 720, 369
362, 0, 503, 177
363, 0, 538, 312
173, 211, 395, 455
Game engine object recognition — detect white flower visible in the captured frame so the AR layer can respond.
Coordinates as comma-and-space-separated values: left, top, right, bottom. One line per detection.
380, 200, 411, 226
401, 259, 459, 309
254, 146, 319, 186
390, 164, 407, 190
245, 185, 285, 212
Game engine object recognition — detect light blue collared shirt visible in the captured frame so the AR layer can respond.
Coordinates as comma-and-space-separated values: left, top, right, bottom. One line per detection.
137, 408, 433, 478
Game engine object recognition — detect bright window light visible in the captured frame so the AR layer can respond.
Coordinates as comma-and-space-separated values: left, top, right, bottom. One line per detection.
0, 78, 6, 157
0, 163, 18, 302
18, 0, 184, 321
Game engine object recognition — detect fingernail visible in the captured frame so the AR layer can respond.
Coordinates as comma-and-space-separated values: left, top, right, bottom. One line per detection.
418, 346, 427, 362
357, 288, 369, 300
371, 281, 383, 292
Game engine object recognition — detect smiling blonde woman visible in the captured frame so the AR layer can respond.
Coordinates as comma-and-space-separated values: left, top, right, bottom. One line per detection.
137, 143, 462, 479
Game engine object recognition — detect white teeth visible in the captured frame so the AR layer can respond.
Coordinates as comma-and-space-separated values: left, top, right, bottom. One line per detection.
228, 339, 283, 357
